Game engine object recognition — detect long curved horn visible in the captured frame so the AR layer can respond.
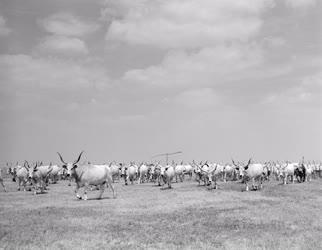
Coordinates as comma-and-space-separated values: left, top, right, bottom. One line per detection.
73, 151, 84, 164
246, 158, 252, 167
231, 158, 238, 167
57, 152, 67, 164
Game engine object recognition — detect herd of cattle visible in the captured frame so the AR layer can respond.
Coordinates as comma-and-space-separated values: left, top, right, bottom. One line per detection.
0, 151, 321, 200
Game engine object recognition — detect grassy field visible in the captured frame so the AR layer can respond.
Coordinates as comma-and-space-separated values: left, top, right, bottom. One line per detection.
0, 177, 321, 250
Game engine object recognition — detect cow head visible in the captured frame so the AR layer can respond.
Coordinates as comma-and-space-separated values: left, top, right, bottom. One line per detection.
57, 151, 84, 176
27, 162, 38, 179
232, 158, 252, 178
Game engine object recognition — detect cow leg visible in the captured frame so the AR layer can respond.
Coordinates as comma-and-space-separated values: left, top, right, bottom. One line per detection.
251, 178, 255, 190
97, 184, 105, 199
245, 181, 249, 191
74, 184, 81, 199
259, 177, 263, 190
1, 180, 6, 192
214, 177, 218, 190
83, 184, 90, 200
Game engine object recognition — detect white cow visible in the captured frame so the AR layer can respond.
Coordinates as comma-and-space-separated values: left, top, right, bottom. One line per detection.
58, 151, 116, 200
174, 164, 185, 182
127, 163, 137, 185
160, 165, 175, 188
223, 164, 236, 182
232, 159, 268, 191
138, 163, 148, 184
183, 164, 193, 179
28, 162, 53, 194
48, 164, 62, 184
281, 162, 297, 185
201, 163, 223, 190
108, 163, 121, 183
0, 169, 7, 192
16, 162, 29, 191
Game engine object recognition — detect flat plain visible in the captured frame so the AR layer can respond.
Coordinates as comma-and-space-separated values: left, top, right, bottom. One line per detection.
0, 177, 321, 250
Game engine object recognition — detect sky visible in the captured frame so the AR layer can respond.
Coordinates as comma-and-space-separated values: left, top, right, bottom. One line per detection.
0, 0, 321, 165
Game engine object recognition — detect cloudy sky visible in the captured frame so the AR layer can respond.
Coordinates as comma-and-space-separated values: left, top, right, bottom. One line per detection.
0, 0, 321, 164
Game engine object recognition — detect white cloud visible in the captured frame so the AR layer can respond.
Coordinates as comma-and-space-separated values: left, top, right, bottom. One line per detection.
174, 88, 218, 109
0, 54, 110, 89
37, 35, 89, 56
263, 71, 322, 105
122, 44, 263, 87
0, 16, 11, 36
284, 0, 317, 8
40, 12, 100, 37
104, 0, 274, 49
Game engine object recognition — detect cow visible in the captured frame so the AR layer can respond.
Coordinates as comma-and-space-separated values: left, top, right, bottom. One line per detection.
280, 162, 297, 185
6, 163, 17, 182
174, 163, 185, 182
16, 162, 30, 191
232, 159, 267, 191
108, 162, 121, 183
48, 164, 62, 184
294, 164, 306, 183
127, 163, 137, 185
119, 163, 128, 185
149, 163, 162, 185
57, 151, 116, 200
160, 164, 175, 189
28, 162, 53, 194
200, 163, 223, 190
192, 161, 205, 185
138, 163, 148, 184
0, 169, 7, 192
222, 164, 236, 182
303, 162, 314, 182
183, 164, 193, 180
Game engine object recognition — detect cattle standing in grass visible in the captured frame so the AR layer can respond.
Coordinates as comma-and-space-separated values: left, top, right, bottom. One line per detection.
138, 163, 148, 184
183, 164, 193, 180
223, 164, 236, 182
0, 169, 7, 192
48, 164, 62, 184
127, 163, 137, 185
28, 162, 53, 195
7, 163, 17, 182
281, 162, 297, 185
160, 164, 175, 188
200, 163, 222, 190
58, 151, 116, 200
232, 159, 267, 191
149, 163, 162, 185
108, 163, 121, 183
294, 164, 306, 183
120, 163, 128, 185
174, 163, 185, 182
303, 163, 313, 182
16, 162, 29, 191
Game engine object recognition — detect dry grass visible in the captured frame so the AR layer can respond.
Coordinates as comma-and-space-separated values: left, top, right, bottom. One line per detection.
0, 177, 321, 250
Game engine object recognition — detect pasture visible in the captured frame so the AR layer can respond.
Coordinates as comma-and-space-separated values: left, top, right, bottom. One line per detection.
0, 178, 321, 250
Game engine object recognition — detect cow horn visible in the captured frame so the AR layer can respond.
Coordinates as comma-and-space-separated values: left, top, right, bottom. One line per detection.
231, 158, 238, 167
73, 151, 84, 164
57, 152, 67, 164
